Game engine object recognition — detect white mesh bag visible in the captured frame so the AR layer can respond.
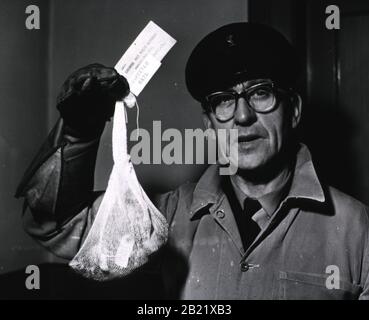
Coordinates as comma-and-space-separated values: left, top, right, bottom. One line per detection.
69, 100, 168, 281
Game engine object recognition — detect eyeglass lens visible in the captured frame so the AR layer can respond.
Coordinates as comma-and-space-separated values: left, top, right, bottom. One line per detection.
208, 84, 276, 120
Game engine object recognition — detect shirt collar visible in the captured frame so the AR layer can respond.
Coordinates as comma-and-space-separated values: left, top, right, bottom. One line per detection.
189, 143, 325, 219
229, 175, 291, 218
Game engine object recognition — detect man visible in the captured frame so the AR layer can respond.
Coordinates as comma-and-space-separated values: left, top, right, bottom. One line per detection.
16, 22, 369, 299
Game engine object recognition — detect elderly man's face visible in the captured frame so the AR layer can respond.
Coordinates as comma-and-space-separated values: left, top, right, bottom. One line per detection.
203, 79, 301, 172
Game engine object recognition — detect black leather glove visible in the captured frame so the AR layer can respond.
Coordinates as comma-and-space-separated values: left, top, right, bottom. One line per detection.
57, 63, 130, 138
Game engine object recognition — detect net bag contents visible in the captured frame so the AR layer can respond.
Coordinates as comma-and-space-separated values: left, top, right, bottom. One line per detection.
69, 101, 169, 281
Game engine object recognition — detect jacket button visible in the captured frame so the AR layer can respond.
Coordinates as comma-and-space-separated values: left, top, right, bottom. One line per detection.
216, 209, 225, 219
240, 262, 249, 272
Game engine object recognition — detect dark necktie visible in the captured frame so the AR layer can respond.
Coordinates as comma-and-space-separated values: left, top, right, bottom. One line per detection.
222, 177, 263, 252
240, 198, 262, 251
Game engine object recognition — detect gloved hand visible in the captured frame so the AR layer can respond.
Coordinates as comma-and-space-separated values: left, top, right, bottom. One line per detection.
57, 63, 130, 138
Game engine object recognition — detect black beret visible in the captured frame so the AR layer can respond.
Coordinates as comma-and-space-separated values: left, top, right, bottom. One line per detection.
185, 22, 300, 102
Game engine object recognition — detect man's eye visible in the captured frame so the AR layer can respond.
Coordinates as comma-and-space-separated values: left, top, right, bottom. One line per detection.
211, 94, 234, 106
251, 88, 272, 99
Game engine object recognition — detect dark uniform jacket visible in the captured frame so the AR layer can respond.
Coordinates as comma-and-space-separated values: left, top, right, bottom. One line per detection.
16, 119, 369, 299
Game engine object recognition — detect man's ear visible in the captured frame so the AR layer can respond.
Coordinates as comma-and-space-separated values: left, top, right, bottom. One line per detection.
290, 93, 302, 129
202, 111, 214, 130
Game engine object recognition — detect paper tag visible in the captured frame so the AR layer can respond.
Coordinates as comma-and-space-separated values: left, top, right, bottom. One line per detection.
115, 21, 176, 96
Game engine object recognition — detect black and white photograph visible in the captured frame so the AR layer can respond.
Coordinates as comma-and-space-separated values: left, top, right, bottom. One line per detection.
0, 0, 369, 304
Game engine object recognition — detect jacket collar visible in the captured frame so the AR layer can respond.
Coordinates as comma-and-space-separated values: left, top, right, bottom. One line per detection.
189, 164, 224, 217
189, 143, 325, 220
287, 144, 325, 203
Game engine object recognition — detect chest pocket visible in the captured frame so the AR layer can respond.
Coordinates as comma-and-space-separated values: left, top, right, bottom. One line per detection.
277, 270, 362, 300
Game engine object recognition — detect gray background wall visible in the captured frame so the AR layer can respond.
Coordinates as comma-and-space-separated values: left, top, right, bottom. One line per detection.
0, 0, 50, 274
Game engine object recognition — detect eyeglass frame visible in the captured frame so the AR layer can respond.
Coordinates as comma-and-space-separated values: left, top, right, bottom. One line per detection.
202, 80, 292, 121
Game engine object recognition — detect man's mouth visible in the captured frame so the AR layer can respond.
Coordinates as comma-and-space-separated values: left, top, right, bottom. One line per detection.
238, 134, 262, 143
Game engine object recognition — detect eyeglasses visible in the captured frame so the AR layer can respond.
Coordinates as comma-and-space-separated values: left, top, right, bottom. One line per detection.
204, 81, 284, 122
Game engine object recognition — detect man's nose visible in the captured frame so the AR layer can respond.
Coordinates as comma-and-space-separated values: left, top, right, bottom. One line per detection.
234, 97, 257, 125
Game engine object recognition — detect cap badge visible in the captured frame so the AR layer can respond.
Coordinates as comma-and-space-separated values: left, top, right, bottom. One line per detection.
226, 34, 236, 47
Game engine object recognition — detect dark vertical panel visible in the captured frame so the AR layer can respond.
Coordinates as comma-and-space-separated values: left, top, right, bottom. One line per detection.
302, 0, 344, 191
0, 0, 51, 273
338, 14, 369, 203
304, 0, 369, 204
